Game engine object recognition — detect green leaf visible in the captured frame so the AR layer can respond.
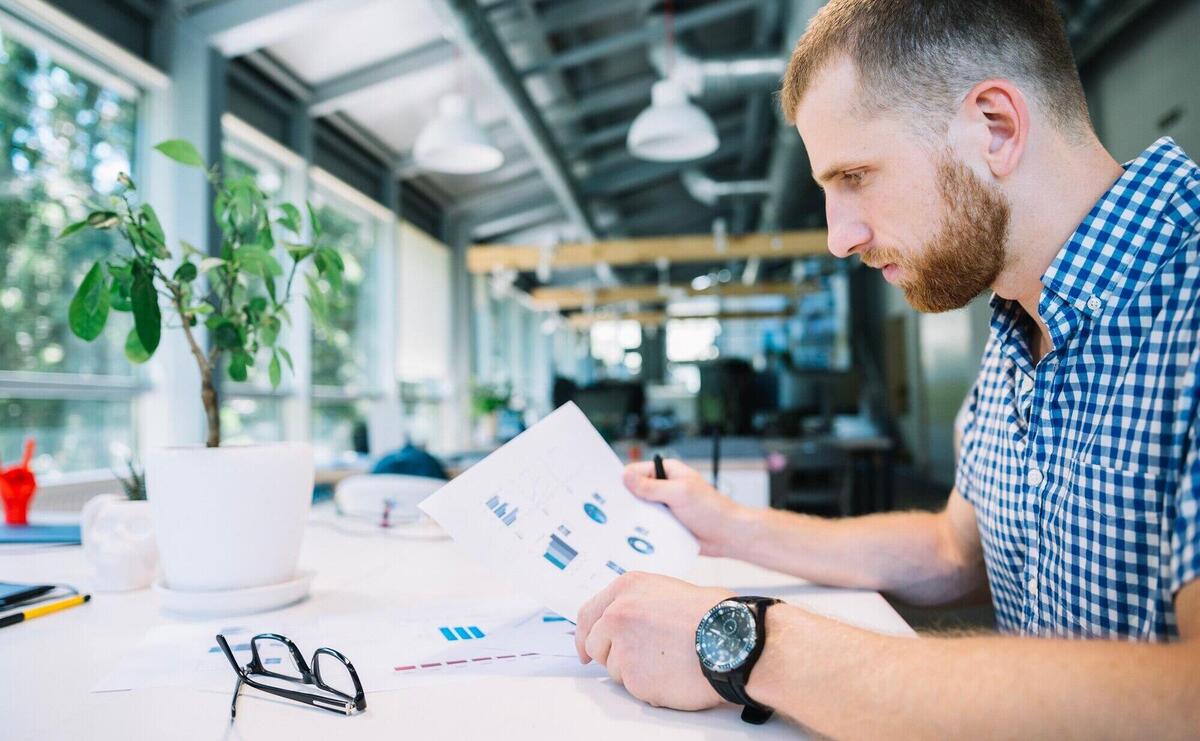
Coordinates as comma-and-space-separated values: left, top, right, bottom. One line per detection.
180, 240, 203, 257
269, 352, 282, 388
276, 203, 301, 235
185, 303, 214, 315
130, 261, 161, 355
154, 139, 205, 168
285, 243, 314, 262
139, 204, 166, 248
213, 320, 242, 351
59, 220, 89, 239
68, 262, 110, 341
277, 347, 294, 372
86, 211, 120, 229
174, 262, 198, 283
124, 327, 151, 364
260, 315, 281, 347
109, 281, 132, 312
228, 351, 249, 382
307, 201, 322, 237
199, 257, 225, 273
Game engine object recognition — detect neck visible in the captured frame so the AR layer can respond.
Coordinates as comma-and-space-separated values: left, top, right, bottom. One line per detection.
993, 133, 1126, 349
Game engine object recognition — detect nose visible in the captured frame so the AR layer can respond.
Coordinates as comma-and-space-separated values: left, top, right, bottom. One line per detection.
825, 196, 871, 259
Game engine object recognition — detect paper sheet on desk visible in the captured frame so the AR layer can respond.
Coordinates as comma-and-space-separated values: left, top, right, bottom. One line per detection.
93, 604, 604, 695
419, 402, 700, 620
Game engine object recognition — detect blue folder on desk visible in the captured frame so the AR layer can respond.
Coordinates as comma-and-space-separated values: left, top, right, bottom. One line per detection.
0, 524, 81, 544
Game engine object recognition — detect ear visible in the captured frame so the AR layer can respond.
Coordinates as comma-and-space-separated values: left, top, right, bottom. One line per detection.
952, 79, 1029, 179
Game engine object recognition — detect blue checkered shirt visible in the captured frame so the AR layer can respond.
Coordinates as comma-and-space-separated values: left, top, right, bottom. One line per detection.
956, 138, 1200, 640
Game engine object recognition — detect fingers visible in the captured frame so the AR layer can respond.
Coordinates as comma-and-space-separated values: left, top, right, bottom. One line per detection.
586, 615, 617, 669
575, 576, 627, 662
622, 469, 691, 507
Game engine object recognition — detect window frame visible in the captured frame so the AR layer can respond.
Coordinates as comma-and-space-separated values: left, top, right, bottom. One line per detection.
0, 8, 156, 487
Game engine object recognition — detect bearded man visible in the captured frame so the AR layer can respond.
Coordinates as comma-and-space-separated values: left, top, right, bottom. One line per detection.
572, 1, 1200, 736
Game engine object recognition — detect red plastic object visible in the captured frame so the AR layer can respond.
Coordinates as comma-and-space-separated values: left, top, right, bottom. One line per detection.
0, 439, 38, 526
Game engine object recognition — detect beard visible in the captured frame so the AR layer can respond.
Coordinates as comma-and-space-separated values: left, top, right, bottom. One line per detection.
871, 151, 1011, 313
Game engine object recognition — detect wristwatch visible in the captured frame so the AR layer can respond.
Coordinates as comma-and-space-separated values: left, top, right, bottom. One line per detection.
695, 596, 781, 724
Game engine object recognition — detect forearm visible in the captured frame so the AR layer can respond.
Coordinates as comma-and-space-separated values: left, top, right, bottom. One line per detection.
724, 506, 982, 605
748, 605, 1200, 739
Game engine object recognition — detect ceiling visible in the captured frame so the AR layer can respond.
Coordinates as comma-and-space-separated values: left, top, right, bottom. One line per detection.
171, 0, 1152, 295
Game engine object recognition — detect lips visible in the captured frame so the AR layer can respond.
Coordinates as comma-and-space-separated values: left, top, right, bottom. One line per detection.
882, 264, 900, 283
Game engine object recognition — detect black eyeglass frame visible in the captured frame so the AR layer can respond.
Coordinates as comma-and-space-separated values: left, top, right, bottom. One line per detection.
215, 633, 367, 720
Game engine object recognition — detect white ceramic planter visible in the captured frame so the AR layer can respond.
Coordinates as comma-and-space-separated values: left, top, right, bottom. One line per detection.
81, 494, 158, 592
145, 442, 313, 592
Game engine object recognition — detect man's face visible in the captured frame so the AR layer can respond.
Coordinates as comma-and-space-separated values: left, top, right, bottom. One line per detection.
794, 58, 1011, 313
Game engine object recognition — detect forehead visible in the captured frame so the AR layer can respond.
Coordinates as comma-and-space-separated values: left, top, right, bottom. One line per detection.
793, 56, 908, 179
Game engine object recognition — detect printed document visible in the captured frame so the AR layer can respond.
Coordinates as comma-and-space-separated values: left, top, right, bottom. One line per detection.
420, 402, 699, 620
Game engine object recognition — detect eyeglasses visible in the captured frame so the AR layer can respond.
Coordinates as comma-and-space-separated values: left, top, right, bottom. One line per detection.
215, 633, 367, 720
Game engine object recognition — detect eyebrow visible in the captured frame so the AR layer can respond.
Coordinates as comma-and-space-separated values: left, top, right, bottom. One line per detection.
813, 162, 862, 186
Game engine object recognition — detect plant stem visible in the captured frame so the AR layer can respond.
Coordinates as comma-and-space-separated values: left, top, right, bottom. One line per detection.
175, 292, 221, 447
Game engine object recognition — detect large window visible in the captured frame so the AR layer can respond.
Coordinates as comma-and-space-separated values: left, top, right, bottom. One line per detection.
309, 190, 380, 458
217, 140, 291, 444
0, 27, 140, 475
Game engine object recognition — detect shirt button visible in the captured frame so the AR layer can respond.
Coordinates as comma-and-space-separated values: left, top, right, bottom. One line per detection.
1028, 576, 1038, 596
1086, 296, 1103, 312
1027, 468, 1044, 487
1020, 375, 1034, 394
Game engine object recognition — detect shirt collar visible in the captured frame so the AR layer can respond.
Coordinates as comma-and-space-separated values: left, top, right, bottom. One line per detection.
1040, 137, 1199, 319
989, 137, 1199, 346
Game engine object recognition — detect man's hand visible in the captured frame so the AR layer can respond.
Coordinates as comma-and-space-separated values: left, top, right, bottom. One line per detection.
623, 459, 754, 557
575, 571, 734, 710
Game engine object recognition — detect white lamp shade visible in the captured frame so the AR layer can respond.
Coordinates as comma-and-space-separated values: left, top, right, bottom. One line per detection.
627, 79, 720, 162
414, 94, 505, 175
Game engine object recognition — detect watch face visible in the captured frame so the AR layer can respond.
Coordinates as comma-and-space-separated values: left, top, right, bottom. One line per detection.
695, 601, 757, 673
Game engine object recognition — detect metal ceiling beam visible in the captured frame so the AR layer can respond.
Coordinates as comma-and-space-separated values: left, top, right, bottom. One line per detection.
518, 0, 767, 77
538, 0, 641, 34
187, 0, 373, 57
429, 0, 598, 241
544, 75, 656, 126
563, 121, 633, 157
450, 172, 552, 217
309, 40, 456, 116
471, 202, 563, 241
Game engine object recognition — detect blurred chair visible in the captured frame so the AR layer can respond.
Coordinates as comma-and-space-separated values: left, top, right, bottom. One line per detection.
768, 440, 855, 517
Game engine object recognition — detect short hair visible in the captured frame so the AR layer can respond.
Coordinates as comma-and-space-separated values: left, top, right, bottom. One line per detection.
779, 0, 1091, 137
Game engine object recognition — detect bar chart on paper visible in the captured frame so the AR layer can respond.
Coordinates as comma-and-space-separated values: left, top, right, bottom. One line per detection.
420, 403, 700, 619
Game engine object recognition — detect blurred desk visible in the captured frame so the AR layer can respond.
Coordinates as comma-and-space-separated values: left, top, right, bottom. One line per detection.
1, 502, 913, 740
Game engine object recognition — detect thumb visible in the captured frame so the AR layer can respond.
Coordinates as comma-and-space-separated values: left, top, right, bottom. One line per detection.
623, 469, 687, 507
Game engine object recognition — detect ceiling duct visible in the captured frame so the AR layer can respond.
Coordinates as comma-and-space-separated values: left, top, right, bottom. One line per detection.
649, 45, 786, 99
681, 168, 770, 206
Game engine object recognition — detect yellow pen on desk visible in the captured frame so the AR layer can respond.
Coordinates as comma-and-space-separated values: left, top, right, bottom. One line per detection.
0, 594, 90, 629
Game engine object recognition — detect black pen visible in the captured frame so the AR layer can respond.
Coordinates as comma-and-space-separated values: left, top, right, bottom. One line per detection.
653, 453, 667, 480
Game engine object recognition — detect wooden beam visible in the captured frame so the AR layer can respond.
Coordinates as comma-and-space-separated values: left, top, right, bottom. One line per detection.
531, 280, 815, 310
467, 230, 828, 273
567, 309, 793, 330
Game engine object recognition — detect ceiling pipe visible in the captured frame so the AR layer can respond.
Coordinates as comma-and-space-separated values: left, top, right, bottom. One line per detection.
681, 168, 770, 207
428, 0, 598, 241
648, 44, 786, 100
761, 0, 825, 232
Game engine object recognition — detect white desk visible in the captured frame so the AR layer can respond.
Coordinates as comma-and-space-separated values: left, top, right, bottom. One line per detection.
0, 504, 912, 739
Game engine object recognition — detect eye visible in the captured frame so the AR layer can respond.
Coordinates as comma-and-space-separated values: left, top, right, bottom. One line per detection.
842, 170, 865, 186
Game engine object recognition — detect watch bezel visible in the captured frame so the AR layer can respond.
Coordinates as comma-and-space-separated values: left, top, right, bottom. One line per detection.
695, 599, 758, 673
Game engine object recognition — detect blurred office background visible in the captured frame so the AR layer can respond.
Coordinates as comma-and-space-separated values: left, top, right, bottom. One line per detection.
1, 0, 1197, 624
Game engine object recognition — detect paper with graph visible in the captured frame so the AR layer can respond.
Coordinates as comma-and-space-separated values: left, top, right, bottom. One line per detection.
419, 402, 699, 620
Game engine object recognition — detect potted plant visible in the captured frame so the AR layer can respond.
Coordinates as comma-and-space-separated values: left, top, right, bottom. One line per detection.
64, 139, 345, 595
470, 381, 510, 445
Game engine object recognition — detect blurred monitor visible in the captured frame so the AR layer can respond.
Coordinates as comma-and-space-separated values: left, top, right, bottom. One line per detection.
572, 381, 645, 440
